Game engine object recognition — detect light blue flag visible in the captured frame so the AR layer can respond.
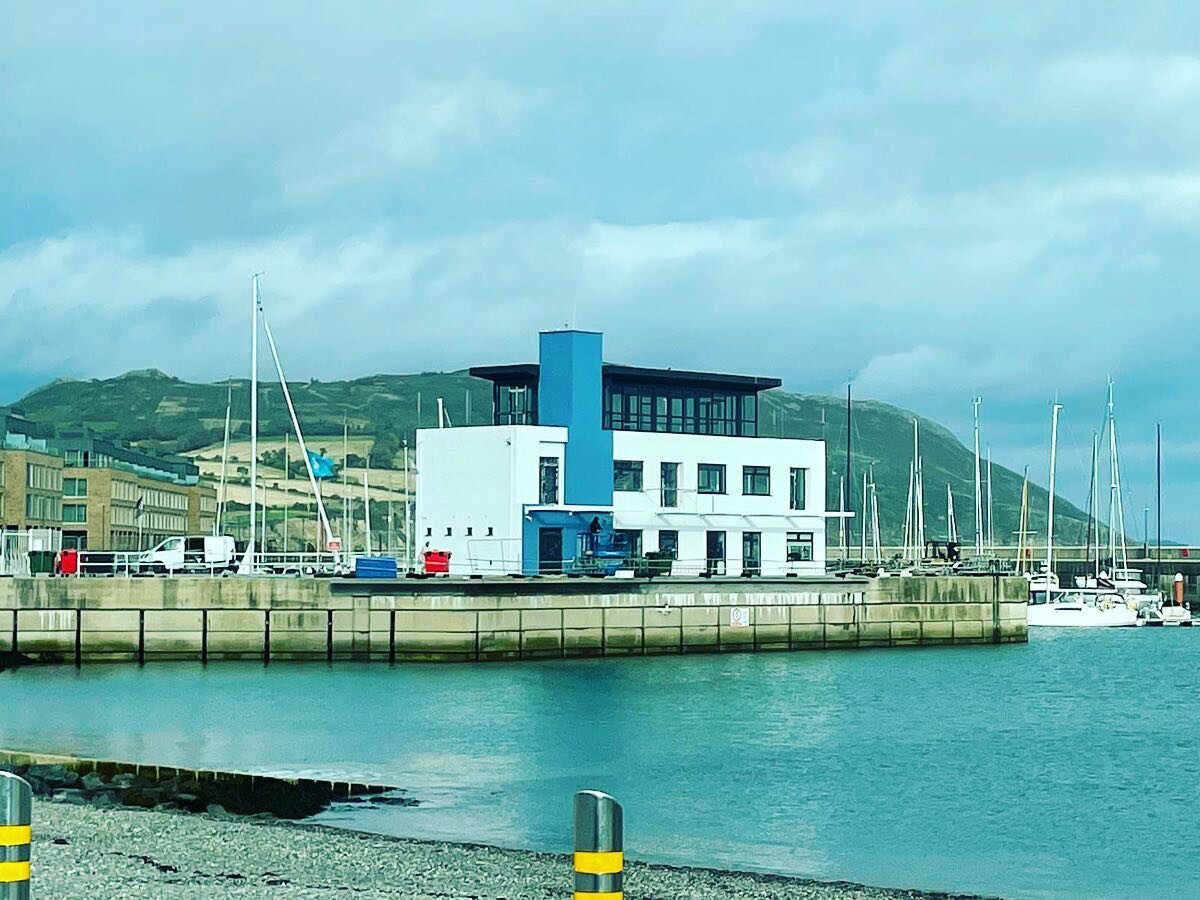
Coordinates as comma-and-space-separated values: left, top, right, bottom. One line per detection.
306, 449, 336, 480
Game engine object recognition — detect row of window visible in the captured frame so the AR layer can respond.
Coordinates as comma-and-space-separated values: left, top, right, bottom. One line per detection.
612, 529, 814, 562
612, 461, 807, 509
113, 480, 139, 502
26, 463, 62, 492
64, 450, 115, 468
140, 488, 188, 511
603, 384, 759, 437
130, 511, 186, 532
425, 526, 496, 538
25, 493, 60, 521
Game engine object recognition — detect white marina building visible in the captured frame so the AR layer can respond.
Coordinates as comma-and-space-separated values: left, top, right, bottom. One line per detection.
416, 330, 829, 576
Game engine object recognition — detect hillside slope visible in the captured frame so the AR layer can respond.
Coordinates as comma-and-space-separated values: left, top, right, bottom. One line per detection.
13, 370, 1091, 545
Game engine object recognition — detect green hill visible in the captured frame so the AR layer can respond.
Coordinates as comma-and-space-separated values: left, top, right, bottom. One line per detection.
12, 369, 1092, 545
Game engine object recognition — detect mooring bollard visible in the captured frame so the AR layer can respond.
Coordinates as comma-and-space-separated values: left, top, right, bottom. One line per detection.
573, 789, 623, 899
0, 771, 32, 900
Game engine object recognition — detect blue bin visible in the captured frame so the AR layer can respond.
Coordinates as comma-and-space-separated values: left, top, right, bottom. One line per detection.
354, 556, 398, 579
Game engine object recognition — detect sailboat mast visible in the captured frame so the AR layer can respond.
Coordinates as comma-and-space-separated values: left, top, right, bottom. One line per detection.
973, 397, 983, 556
1107, 380, 1118, 570
903, 460, 914, 562
342, 418, 349, 552
845, 384, 853, 554
1156, 423, 1162, 590
836, 477, 845, 557
870, 477, 881, 562
247, 274, 259, 573
860, 471, 867, 561
255, 288, 339, 567
1104, 391, 1123, 573
363, 459, 372, 555
1085, 433, 1098, 577
1018, 466, 1029, 570
1046, 402, 1063, 588
216, 381, 231, 535
283, 432, 289, 554
985, 447, 993, 555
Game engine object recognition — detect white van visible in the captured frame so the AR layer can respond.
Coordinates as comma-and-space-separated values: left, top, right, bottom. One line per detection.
139, 535, 237, 574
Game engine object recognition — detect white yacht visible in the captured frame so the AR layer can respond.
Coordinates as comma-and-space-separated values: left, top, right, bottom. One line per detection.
1028, 592, 1139, 628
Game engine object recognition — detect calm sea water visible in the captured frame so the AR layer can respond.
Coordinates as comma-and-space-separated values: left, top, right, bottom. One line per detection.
1, 631, 1195, 899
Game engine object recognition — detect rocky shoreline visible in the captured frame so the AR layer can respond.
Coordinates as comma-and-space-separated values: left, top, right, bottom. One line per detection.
29, 799, 997, 900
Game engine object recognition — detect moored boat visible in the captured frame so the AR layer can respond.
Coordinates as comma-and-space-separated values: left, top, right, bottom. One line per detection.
1028, 593, 1139, 628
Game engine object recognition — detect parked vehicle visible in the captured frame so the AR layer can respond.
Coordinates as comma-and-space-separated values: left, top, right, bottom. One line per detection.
139, 535, 237, 574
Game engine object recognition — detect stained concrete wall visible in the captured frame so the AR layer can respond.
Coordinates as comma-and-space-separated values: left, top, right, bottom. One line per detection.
0, 575, 1027, 663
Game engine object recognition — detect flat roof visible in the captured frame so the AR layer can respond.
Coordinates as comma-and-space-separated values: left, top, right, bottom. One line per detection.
469, 363, 782, 393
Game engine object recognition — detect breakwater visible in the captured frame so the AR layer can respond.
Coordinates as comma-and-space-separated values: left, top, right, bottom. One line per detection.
0, 575, 1026, 664
0, 750, 401, 819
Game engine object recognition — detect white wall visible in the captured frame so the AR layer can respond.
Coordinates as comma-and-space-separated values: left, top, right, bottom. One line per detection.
416, 425, 566, 574
611, 432, 827, 576
417, 425, 829, 577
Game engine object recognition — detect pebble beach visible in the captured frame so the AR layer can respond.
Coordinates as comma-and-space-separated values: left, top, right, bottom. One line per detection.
29, 799, 989, 900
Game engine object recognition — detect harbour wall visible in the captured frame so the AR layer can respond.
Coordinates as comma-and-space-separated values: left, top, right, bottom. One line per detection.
0, 575, 1027, 663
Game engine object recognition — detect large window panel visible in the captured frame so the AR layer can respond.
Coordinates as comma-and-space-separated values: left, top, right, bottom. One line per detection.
698, 463, 726, 495
660, 462, 679, 507
789, 468, 807, 510
613, 460, 644, 492
742, 465, 770, 496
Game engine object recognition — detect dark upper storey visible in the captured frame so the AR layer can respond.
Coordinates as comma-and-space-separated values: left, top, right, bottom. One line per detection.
469, 363, 782, 438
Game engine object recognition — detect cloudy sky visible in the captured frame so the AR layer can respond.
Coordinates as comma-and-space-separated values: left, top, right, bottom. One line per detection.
4, 2, 1199, 537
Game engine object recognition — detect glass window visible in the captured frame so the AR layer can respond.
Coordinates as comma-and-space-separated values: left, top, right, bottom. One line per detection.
63, 477, 88, 498
787, 531, 815, 562
613, 460, 643, 492
538, 457, 559, 505
660, 462, 679, 507
658, 530, 678, 558
698, 463, 726, 495
743, 531, 762, 575
602, 382, 759, 436
63, 503, 87, 523
616, 529, 643, 557
495, 384, 537, 425
705, 530, 726, 575
742, 466, 770, 496
789, 468, 807, 510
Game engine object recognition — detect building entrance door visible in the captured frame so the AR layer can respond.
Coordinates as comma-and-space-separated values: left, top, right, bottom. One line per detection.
706, 530, 726, 576
538, 527, 563, 574
742, 531, 761, 576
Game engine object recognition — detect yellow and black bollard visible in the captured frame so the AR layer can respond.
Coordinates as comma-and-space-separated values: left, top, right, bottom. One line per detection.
573, 789, 623, 900
0, 771, 31, 900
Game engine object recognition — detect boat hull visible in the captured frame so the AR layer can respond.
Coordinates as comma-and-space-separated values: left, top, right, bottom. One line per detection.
1028, 602, 1139, 628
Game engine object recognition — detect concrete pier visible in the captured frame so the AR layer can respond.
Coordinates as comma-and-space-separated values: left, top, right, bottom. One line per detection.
0, 575, 1027, 664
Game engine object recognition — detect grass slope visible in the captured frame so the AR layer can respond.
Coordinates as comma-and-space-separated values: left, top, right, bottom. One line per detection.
14, 369, 1091, 544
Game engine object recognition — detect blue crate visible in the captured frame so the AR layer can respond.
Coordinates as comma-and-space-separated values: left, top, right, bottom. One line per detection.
354, 556, 398, 579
